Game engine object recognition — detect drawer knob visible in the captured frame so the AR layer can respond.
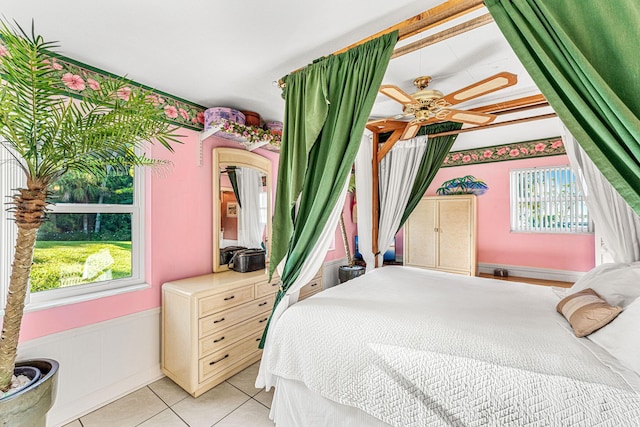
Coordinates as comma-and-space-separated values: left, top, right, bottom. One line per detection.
259, 318, 268, 323
213, 317, 225, 324
213, 336, 225, 343
271, 283, 278, 287
311, 283, 317, 287
258, 301, 268, 307
256, 338, 261, 342
223, 295, 235, 301
209, 354, 229, 365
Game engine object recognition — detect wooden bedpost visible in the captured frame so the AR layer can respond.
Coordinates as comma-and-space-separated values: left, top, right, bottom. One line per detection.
372, 131, 380, 268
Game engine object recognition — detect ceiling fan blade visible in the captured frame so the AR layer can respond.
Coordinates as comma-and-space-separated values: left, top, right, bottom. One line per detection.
442, 72, 518, 106
401, 120, 422, 140
379, 85, 418, 106
438, 109, 497, 125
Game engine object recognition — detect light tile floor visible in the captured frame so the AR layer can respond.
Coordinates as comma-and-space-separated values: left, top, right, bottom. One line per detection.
63, 362, 274, 427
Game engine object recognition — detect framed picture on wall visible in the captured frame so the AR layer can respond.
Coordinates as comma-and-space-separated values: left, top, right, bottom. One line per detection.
226, 202, 238, 218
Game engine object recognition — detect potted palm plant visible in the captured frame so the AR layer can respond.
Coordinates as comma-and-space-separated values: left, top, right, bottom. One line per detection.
0, 21, 180, 425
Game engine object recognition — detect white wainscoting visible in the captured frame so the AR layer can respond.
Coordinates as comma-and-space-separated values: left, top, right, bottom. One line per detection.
17, 308, 163, 427
477, 263, 584, 283
322, 257, 347, 289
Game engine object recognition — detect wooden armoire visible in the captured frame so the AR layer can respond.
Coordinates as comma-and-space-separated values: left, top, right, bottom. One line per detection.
403, 194, 477, 276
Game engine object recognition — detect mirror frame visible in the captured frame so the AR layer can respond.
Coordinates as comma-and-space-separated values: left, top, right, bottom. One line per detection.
212, 147, 272, 273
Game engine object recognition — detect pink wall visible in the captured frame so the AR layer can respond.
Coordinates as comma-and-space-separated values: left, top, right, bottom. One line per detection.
19, 129, 349, 341
405, 154, 595, 272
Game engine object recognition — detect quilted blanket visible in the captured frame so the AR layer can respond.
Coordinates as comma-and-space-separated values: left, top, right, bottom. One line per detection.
265, 267, 640, 426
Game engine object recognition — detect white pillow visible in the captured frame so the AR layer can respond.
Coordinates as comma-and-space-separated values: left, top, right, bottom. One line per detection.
588, 298, 640, 376
571, 262, 640, 308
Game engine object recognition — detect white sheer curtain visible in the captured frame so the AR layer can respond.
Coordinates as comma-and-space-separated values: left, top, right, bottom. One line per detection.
256, 178, 350, 390
355, 133, 430, 269
376, 136, 427, 266
237, 167, 266, 248
355, 131, 375, 271
563, 125, 640, 262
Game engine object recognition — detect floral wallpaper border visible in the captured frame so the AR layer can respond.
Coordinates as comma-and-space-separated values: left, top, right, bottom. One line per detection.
20, 53, 285, 148
442, 136, 565, 168
41, 54, 283, 147
43, 53, 207, 131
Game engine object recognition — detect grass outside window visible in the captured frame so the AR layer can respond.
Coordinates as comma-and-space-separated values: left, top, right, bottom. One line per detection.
31, 241, 132, 293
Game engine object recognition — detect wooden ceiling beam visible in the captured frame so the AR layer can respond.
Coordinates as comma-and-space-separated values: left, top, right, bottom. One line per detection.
492, 101, 550, 116
335, 0, 485, 56
427, 112, 558, 137
467, 94, 548, 115
397, 0, 485, 40
366, 119, 407, 133
280, 0, 484, 85
392, 13, 493, 59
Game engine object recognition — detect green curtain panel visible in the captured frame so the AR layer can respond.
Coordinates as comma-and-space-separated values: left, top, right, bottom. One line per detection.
486, 0, 640, 216
226, 167, 242, 209
261, 31, 397, 348
398, 122, 463, 229
269, 62, 329, 274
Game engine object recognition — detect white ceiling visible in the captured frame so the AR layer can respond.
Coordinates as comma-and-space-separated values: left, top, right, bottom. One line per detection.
1, 0, 561, 149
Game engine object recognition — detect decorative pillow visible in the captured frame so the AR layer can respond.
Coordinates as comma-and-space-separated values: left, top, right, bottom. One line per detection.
556, 288, 622, 337
570, 262, 640, 309
588, 298, 640, 376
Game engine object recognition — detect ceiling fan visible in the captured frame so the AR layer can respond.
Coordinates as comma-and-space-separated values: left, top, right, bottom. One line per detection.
376, 71, 518, 140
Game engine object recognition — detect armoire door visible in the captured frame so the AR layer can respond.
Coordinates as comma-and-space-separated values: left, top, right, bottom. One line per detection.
437, 197, 473, 273
404, 198, 437, 269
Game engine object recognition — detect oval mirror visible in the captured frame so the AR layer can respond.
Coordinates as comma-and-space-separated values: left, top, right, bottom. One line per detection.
212, 147, 272, 273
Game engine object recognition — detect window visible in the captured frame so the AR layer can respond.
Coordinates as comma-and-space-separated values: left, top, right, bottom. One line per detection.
0, 149, 146, 312
510, 165, 592, 233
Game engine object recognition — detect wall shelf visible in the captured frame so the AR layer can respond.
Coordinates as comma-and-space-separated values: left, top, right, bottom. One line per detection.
198, 120, 281, 165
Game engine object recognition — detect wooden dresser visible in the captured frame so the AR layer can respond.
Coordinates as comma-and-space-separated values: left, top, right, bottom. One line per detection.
161, 269, 322, 397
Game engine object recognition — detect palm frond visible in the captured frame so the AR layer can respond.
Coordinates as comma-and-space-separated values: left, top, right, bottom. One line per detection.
0, 20, 182, 185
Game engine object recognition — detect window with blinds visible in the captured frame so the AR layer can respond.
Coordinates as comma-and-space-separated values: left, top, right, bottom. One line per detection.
510, 165, 592, 233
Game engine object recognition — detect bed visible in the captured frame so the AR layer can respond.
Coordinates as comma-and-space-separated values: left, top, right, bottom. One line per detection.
261, 266, 640, 426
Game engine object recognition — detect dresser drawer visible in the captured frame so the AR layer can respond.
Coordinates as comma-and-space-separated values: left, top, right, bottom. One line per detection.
255, 279, 280, 298
199, 330, 264, 382
199, 294, 275, 338
199, 312, 269, 358
198, 284, 254, 318
299, 279, 322, 300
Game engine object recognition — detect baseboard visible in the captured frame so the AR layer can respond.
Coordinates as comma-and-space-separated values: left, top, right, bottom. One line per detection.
323, 257, 348, 288
17, 308, 163, 427
477, 263, 584, 283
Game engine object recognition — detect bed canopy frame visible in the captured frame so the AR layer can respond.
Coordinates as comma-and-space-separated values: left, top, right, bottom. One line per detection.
282, 0, 557, 267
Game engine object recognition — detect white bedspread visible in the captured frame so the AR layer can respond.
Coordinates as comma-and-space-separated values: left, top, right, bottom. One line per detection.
265, 266, 640, 426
